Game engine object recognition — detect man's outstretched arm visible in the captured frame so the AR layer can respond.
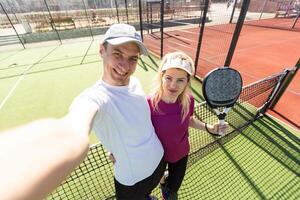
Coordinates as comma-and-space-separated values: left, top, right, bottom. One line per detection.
0, 103, 98, 200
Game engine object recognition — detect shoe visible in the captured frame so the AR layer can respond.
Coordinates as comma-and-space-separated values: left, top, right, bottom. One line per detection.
160, 184, 178, 200
146, 195, 158, 200
168, 192, 178, 200
160, 184, 169, 200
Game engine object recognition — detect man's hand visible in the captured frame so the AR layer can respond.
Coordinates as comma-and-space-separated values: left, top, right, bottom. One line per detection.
107, 152, 116, 164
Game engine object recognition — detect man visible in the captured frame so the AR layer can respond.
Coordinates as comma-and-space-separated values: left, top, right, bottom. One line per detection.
69, 23, 165, 200
0, 118, 89, 200
0, 24, 165, 200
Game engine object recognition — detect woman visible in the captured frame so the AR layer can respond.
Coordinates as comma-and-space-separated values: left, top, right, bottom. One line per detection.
147, 51, 227, 200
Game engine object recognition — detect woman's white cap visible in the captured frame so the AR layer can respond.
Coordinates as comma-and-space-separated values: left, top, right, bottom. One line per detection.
161, 55, 195, 75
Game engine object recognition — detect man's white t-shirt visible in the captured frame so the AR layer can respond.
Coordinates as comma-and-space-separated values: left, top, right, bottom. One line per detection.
70, 77, 164, 185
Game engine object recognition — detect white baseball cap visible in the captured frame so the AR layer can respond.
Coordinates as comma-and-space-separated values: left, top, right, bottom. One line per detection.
102, 23, 148, 56
161, 54, 195, 75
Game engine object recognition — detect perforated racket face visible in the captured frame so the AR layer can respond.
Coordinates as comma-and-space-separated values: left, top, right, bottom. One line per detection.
203, 68, 242, 108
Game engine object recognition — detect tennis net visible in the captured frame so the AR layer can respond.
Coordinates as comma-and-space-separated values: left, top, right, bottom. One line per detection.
47, 69, 295, 200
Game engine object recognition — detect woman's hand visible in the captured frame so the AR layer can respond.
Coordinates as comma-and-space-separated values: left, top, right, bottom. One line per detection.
210, 122, 229, 136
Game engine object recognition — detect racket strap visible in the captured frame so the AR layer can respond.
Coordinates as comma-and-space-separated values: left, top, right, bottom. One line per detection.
213, 107, 231, 120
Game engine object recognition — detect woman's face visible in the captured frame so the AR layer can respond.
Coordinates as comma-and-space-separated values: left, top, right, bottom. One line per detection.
162, 68, 189, 100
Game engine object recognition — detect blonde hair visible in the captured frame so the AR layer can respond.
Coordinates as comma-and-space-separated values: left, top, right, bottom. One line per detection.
150, 51, 195, 122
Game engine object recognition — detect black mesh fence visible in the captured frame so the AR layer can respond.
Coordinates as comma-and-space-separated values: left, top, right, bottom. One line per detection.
0, 0, 142, 47
1, 1, 299, 51
195, 0, 241, 77
140, 0, 245, 79
0, 0, 65, 46
236, 0, 300, 31
0, 1, 28, 48
47, 69, 288, 200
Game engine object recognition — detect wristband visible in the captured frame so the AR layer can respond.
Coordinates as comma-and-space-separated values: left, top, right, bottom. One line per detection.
205, 123, 210, 132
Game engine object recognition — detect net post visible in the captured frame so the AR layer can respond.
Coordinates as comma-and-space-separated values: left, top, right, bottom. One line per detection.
225, 0, 250, 67
0, 2, 25, 49
194, 0, 210, 75
259, 69, 291, 115
269, 59, 300, 110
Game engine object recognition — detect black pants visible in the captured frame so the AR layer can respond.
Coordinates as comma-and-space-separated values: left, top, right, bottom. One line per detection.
114, 158, 166, 200
164, 156, 188, 193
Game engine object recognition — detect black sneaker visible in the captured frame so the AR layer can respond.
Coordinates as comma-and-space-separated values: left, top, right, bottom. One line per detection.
160, 184, 169, 200
146, 195, 158, 200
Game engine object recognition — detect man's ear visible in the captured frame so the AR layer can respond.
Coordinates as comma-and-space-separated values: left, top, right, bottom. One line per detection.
99, 44, 105, 57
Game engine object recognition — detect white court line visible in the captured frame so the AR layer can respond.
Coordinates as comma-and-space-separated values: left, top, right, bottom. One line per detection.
0, 44, 60, 110
0, 64, 33, 110
266, 113, 300, 132
288, 89, 300, 95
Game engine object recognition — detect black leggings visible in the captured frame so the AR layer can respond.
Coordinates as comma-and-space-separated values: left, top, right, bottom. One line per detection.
165, 156, 188, 193
114, 158, 166, 200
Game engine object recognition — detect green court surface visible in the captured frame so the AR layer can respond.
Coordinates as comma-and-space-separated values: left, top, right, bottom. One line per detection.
181, 115, 300, 200
0, 42, 299, 199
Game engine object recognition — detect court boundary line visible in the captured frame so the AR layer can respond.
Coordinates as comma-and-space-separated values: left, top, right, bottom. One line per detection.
0, 52, 99, 71
0, 45, 60, 110
0, 49, 24, 63
0, 64, 33, 110
266, 113, 300, 132
80, 39, 94, 64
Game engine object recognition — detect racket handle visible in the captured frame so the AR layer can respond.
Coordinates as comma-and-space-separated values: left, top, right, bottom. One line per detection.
219, 119, 225, 136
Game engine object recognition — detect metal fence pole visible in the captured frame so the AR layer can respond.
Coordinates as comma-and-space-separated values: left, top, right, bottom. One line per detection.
0, 2, 25, 49
292, 12, 300, 29
194, 0, 210, 76
150, 3, 153, 34
138, 0, 144, 41
115, 0, 120, 23
229, 0, 238, 24
81, 0, 94, 40
125, 0, 129, 23
5, 0, 21, 24
225, 0, 250, 67
43, 0, 62, 44
160, 0, 164, 58
146, 1, 149, 34
259, 0, 268, 20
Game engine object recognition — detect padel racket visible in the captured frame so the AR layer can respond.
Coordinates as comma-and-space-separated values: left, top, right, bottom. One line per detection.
203, 67, 242, 136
